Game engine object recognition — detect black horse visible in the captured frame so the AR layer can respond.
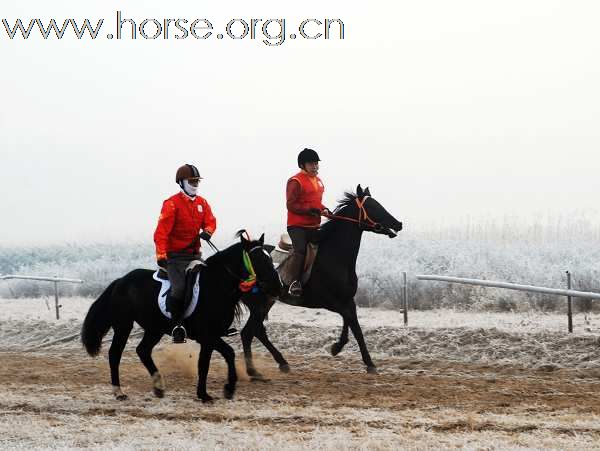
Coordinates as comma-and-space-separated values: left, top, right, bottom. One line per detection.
241, 185, 402, 377
81, 231, 281, 402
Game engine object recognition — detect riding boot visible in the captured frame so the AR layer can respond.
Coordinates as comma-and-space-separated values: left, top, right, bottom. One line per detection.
168, 296, 187, 344
287, 251, 305, 297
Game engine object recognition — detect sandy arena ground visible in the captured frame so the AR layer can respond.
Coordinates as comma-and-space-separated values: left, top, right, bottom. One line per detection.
1, 298, 600, 450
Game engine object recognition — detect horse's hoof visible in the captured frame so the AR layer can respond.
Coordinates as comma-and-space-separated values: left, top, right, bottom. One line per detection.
367, 366, 378, 375
112, 386, 128, 401
223, 384, 236, 400
331, 343, 341, 356
250, 375, 271, 383
199, 394, 215, 404
153, 388, 165, 398
279, 363, 291, 373
151, 372, 165, 398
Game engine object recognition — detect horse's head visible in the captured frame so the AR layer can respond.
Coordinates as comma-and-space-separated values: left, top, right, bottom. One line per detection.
334, 185, 403, 238
238, 231, 282, 296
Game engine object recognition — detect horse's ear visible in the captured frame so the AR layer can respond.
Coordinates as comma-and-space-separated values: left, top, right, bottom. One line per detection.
356, 184, 364, 197
240, 234, 249, 247
258, 233, 265, 245
364, 186, 371, 196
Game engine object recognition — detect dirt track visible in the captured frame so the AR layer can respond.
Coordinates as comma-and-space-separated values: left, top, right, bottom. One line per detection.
2, 346, 600, 449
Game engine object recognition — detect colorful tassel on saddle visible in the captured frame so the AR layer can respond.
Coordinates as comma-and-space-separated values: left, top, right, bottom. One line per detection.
239, 250, 257, 292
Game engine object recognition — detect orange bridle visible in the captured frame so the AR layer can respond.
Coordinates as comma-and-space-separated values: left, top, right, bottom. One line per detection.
325, 197, 382, 231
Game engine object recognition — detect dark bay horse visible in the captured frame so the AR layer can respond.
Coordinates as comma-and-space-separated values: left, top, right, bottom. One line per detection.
81, 232, 281, 402
241, 185, 402, 377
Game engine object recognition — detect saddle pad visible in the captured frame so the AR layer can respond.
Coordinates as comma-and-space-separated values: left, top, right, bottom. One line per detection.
276, 242, 318, 286
152, 271, 200, 320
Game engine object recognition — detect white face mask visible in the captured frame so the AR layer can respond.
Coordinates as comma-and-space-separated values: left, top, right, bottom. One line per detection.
182, 180, 198, 197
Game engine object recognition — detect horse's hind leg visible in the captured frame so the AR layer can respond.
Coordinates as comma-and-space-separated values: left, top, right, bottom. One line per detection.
254, 323, 290, 373
109, 323, 133, 400
331, 317, 349, 357
346, 303, 377, 374
136, 331, 165, 398
214, 337, 237, 400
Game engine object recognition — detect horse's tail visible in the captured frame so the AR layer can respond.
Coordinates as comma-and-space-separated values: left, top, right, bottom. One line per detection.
81, 279, 118, 356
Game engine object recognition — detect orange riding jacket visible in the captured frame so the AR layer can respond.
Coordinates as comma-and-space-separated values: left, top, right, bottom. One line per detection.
154, 192, 217, 261
286, 171, 325, 228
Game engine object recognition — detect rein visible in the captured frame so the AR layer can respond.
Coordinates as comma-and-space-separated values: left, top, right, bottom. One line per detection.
324, 197, 383, 232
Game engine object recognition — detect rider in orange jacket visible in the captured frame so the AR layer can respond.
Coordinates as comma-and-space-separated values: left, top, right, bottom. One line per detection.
154, 164, 216, 343
286, 148, 330, 296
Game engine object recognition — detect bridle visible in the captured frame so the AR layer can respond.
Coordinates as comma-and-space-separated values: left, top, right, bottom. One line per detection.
325, 196, 384, 232
205, 238, 268, 293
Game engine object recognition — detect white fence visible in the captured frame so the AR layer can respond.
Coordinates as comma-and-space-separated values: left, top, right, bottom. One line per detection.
0, 274, 84, 320
416, 273, 600, 332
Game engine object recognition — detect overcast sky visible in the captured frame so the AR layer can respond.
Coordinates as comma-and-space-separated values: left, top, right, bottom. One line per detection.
1, 0, 599, 245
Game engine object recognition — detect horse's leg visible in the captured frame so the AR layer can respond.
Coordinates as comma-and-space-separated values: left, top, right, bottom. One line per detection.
346, 303, 377, 374
331, 316, 349, 357
196, 342, 215, 403
254, 323, 290, 373
108, 323, 133, 400
241, 314, 261, 379
135, 330, 165, 398
213, 337, 237, 399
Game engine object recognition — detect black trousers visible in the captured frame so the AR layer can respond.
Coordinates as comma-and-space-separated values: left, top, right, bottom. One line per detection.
166, 253, 200, 320
286, 227, 319, 283
287, 227, 319, 255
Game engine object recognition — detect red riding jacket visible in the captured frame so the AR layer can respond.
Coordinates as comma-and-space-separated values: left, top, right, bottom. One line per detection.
154, 192, 217, 261
286, 171, 325, 228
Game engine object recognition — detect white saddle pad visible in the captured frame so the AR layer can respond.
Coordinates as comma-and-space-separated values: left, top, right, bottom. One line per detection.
152, 271, 200, 320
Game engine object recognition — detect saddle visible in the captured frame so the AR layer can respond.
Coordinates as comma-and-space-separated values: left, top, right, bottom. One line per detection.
274, 233, 319, 287
156, 259, 204, 279
155, 260, 205, 318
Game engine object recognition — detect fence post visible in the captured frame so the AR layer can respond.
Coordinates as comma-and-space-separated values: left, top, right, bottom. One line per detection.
566, 271, 573, 333
54, 277, 60, 320
0, 275, 83, 321
403, 271, 408, 326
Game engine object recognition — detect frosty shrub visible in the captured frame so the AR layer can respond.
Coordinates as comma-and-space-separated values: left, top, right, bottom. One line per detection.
354, 214, 600, 312
1, 214, 599, 312
0, 242, 153, 299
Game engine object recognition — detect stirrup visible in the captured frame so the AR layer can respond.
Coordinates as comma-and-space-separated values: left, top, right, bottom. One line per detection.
172, 325, 187, 344
288, 280, 302, 297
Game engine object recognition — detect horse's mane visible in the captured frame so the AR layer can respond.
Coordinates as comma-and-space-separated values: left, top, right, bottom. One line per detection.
320, 191, 357, 238
203, 230, 261, 324
205, 230, 262, 265
333, 191, 358, 214
204, 241, 241, 265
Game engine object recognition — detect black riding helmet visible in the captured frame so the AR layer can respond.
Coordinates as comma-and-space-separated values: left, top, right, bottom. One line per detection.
297, 148, 321, 168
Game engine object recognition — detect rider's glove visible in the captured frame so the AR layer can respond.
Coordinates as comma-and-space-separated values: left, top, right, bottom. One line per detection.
199, 231, 212, 241
308, 208, 321, 217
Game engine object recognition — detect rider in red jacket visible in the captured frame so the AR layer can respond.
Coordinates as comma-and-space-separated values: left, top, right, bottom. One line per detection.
286, 149, 330, 296
154, 164, 216, 343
